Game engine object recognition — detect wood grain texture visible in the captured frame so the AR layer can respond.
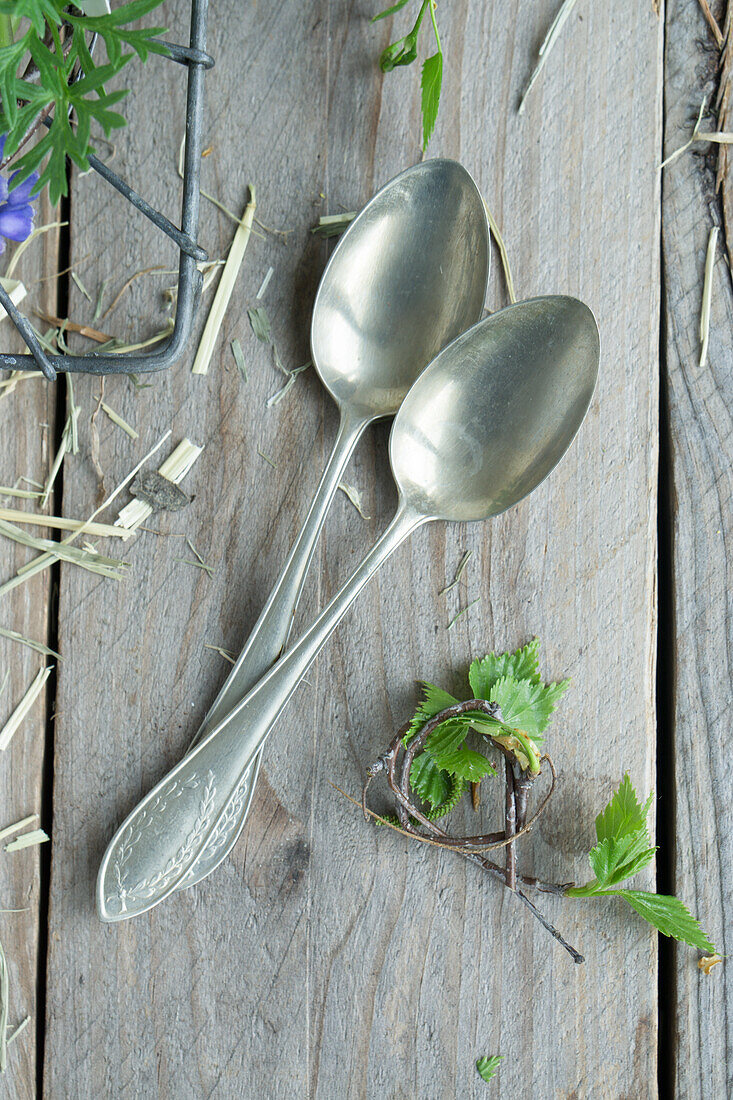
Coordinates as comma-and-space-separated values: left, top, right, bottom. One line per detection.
662, 3, 733, 1096
43, 1, 661, 1096
0, 202, 58, 1096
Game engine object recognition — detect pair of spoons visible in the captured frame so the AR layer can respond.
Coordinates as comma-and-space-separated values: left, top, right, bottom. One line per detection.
97, 161, 599, 922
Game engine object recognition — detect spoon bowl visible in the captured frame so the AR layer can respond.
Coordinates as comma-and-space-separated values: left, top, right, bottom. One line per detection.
312, 159, 490, 417
391, 296, 599, 521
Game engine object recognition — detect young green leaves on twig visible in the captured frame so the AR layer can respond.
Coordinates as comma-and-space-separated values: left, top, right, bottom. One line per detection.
406, 639, 568, 810
567, 775, 714, 952
372, 0, 443, 149
361, 639, 715, 959
0, 0, 168, 204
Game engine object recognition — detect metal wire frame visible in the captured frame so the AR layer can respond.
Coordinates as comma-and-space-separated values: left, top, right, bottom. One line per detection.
0, 0, 213, 381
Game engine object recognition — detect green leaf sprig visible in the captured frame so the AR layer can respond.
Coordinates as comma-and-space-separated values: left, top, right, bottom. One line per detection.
566, 775, 715, 952
362, 639, 715, 958
0, 0, 167, 204
405, 639, 569, 810
475, 1055, 502, 1084
372, 0, 443, 150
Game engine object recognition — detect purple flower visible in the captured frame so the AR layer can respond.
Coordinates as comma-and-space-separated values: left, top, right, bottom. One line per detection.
0, 136, 39, 255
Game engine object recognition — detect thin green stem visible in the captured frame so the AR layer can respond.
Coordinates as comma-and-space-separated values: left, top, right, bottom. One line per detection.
428, 0, 441, 52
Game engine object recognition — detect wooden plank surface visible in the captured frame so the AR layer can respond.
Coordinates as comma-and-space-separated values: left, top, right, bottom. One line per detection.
662, 3, 733, 1096
0, 205, 58, 1095
34, 1, 663, 1096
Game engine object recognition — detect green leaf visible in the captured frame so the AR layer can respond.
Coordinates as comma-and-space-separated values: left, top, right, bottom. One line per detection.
595, 773, 653, 844
618, 891, 715, 953
469, 639, 541, 698
488, 674, 569, 741
405, 681, 459, 743
424, 717, 472, 760
587, 831, 656, 889
429, 746, 495, 782
371, 0, 411, 22
420, 51, 442, 148
0, 0, 61, 36
410, 752, 451, 810
476, 1055, 502, 1083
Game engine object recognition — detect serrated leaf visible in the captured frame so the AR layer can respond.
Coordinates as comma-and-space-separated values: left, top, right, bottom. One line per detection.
469, 639, 542, 698
595, 773, 653, 844
476, 1055, 502, 1083
587, 831, 656, 889
405, 682, 459, 743
428, 746, 494, 782
424, 717, 473, 761
410, 752, 451, 810
420, 51, 442, 148
488, 674, 569, 741
618, 891, 715, 953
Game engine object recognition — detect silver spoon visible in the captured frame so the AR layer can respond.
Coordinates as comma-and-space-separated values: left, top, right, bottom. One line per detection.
98, 295, 599, 921
171, 159, 489, 891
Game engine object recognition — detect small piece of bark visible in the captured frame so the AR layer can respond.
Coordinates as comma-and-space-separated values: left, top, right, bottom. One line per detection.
131, 472, 190, 513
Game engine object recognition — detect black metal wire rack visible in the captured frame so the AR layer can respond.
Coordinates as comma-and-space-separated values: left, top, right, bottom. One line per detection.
0, 0, 212, 382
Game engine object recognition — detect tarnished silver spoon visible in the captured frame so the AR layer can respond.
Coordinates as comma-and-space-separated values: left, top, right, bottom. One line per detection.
98, 295, 599, 921
175, 159, 489, 890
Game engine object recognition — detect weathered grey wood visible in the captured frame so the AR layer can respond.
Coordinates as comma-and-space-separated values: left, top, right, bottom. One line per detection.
662, 3, 733, 1096
0, 202, 58, 1096
44, 1, 662, 1096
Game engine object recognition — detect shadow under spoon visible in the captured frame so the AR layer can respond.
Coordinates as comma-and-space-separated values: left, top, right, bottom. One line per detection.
98, 295, 599, 921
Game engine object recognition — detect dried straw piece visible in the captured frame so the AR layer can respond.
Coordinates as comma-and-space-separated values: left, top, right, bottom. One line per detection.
257, 449, 277, 469
697, 0, 724, 47
0, 487, 42, 500
0, 432, 172, 599
483, 202, 516, 304
6, 1017, 30, 1046
699, 225, 719, 369
0, 518, 128, 580
107, 318, 175, 355
4, 221, 67, 281
204, 644, 236, 664
192, 186, 257, 375
447, 597, 480, 630
518, 0, 579, 115
0, 667, 52, 751
256, 266, 274, 299
0, 816, 39, 843
0, 626, 60, 659
338, 482, 371, 519
5, 829, 49, 852
266, 362, 310, 407
231, 339, 247, 381
101, 402, 138, 440
0, 936, 8, 1073
71, 271, 92, 302
440, 549, 472, 595
101, 266, 167, 320
34, 311, 114, 343
311, 212, 356, 238
0, 278, 27, 323
115, 438, 203, 532
0, 509, 123, 538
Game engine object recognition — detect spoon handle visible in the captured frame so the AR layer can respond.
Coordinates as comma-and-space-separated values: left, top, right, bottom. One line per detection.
196, 407, 365, 741
97, 504, 421, 921
175, 406, 366, 889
